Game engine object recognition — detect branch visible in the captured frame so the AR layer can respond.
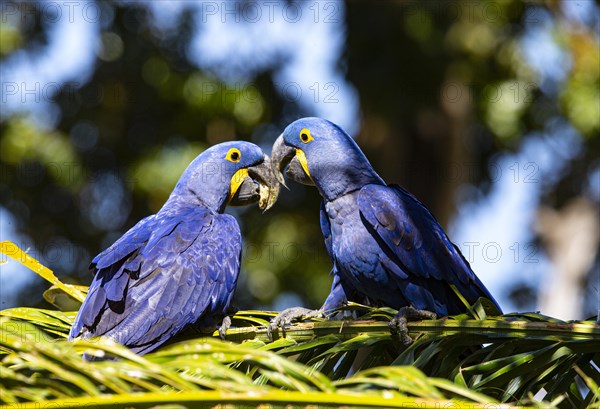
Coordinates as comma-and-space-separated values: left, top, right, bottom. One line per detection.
220, 318, 600, 344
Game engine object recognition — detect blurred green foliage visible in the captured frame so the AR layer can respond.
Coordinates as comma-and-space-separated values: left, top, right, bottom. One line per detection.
1, 0, 598, 313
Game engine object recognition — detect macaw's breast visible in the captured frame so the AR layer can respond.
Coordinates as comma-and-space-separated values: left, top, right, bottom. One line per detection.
324, 191, 404, 308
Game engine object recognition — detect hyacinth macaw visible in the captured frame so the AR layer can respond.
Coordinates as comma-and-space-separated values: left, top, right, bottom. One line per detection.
270, 117, 502, 343
69, 141, 279, 355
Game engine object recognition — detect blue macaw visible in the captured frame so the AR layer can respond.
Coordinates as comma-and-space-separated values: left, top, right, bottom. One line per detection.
270, 117, 502, 343
69, 142, 279, 355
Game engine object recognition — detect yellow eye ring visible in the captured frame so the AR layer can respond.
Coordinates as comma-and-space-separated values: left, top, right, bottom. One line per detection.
299, 128, 314, 144
225, 148, 242, 163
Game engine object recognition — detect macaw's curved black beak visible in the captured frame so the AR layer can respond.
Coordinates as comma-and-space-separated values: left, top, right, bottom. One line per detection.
229, 155, 280, 211
271, 134, 315, 187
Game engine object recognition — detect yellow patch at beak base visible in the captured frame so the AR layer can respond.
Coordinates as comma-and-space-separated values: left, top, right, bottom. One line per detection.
295, 148, 312, 179
228, 168, 249, 202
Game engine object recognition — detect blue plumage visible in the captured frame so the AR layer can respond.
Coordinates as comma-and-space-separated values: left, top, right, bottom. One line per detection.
272, 118, 502, 318
70, 142, 278, 354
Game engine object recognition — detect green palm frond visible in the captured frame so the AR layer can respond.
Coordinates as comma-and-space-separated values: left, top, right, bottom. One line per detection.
1, 240, 599, 408
1, 317, 517, 408
0, 241, 85, 303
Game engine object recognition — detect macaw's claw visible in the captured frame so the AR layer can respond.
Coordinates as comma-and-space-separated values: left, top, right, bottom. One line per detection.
267, 307, 324, 340
389, 306, 437, 346
219, 316, 232, 340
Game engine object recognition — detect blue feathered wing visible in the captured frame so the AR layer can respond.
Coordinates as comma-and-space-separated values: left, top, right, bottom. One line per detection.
357, 184, 502, 316
69, 206, 241, 354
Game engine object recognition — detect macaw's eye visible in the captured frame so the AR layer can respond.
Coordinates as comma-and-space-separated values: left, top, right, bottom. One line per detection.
226, 148, 241, 163
299, 128, 314, 144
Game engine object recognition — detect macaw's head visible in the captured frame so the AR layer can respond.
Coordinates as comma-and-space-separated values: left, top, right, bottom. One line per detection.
169, 141, 279, 213
271, 117, 383, 202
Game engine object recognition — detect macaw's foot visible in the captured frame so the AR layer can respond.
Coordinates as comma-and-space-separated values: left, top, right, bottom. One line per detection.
389, 306, 437, 346
218, 316, 232, 340
267, 307, 324, 340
